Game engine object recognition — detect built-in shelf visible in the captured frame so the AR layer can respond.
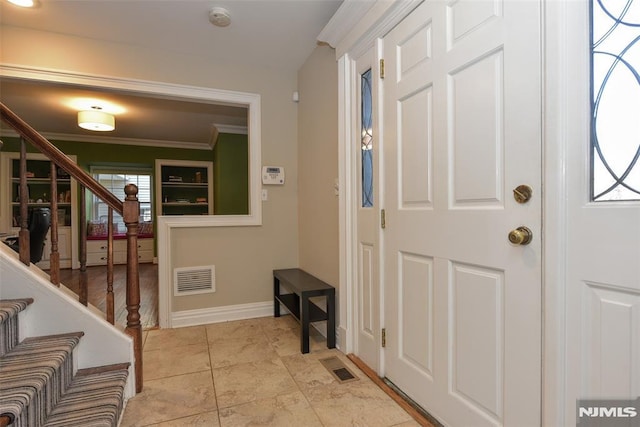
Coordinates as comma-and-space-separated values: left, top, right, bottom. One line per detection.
11, 177, 72, 183
11, 202, 72, 206
1, 152, 79, 269
156, 159, 213, 216
161, 202, 209, 206
161, 182, 208, 187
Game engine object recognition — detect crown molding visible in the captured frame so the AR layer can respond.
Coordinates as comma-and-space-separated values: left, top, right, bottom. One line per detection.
317, 0, 376, 49
214, 124, 248, 135
318, 0, 423, 59
208, 124, 247, 149
0, 63, 258, 106
0, 129, 213, 151
0, 126, 247, 150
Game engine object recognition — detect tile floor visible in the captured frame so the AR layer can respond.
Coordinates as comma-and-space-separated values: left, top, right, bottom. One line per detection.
120, 315, 420, 427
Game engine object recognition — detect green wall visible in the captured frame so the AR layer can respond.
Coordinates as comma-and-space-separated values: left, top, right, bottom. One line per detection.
2, 133, 249, 216
213, 134, 249, 215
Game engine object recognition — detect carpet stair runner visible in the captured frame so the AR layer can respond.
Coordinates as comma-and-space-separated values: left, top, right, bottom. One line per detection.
0, 299, 129, 427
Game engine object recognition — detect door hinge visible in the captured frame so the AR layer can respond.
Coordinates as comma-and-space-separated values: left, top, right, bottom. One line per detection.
381, 328, 386, 347
379, 59, 385, 79
381, 209, 386, 229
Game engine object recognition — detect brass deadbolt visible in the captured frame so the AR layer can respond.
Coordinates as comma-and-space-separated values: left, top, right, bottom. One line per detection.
513, 185, 533, 204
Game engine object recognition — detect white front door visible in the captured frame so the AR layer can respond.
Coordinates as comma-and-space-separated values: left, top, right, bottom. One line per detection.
354, 46, 382, 371
382, 1, 542, 425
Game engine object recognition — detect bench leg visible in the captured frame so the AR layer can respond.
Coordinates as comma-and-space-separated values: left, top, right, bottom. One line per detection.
327, 289, 336, 349
301, 295, 310, 354
274, 277, 281, 317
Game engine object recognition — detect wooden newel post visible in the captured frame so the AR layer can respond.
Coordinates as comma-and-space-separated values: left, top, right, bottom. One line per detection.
123, 183, 143, 393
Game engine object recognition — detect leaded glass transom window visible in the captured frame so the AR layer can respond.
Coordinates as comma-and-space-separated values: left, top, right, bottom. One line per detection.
361, 68, 373, 208
591, 0, 640, 201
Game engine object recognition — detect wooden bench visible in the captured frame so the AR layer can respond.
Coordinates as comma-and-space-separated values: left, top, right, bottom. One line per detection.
273, 268, 336, 354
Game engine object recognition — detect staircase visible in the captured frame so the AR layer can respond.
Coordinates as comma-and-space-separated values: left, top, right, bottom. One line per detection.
0, 299, 130, 427
0, 243, 135, 427
1, 102, 143, 394
0, 101, 139, 425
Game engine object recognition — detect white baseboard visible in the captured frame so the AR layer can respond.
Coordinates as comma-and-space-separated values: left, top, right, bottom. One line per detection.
170, 301, 340, 350
171, 301, 273, 328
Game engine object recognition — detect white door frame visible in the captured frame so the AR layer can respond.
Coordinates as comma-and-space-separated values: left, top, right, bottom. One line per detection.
332, 0, 424, 354
542, 1, 589, 425
329, 0, 577, 424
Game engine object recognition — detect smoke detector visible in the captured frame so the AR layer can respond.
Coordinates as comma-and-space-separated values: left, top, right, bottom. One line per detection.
209, 7, 231, 27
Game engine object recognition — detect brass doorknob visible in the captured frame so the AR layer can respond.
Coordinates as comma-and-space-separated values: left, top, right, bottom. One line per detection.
508, 226, 533, 245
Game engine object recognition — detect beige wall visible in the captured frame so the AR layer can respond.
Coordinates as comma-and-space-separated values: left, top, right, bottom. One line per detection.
297, 45, 339, 287
2, 26, 300, 310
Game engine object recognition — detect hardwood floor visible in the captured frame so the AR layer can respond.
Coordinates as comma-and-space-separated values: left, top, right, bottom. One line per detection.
57, 263, 158, 330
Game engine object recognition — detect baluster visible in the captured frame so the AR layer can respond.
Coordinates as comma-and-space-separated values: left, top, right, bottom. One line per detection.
123, 184, 142, 392
79, 185, 88, 306
18, 138, 30, 265
106, 207, 115, 324
80, 185, 87, 272
49, 162, 60, 286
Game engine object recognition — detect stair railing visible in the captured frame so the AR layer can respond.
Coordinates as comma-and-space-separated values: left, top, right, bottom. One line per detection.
0, 102, 143, 393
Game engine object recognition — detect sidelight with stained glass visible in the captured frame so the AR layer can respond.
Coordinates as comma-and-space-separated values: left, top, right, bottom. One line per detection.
361, 68, 374, 207
591, 0, 640, 201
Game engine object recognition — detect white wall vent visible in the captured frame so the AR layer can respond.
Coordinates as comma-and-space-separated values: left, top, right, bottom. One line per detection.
174, 265, 215, 296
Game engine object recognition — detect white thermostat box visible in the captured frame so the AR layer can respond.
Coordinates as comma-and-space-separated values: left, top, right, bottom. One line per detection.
262, 166, 285, 185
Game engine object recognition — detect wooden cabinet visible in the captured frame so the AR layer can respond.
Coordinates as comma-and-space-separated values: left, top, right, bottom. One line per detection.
86, 238, 154, 266
155, 159, 213, 216
41, 227, 72, 265
1, 152, 78, 269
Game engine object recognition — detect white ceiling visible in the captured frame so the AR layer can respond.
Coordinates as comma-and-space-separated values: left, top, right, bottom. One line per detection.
1, 78, 251, 148
0, 0, 343, 147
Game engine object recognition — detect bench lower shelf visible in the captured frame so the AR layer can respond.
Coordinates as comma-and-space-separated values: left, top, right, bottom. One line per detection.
275, 293, 328, 323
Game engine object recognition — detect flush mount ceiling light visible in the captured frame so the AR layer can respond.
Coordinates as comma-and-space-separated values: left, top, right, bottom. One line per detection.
78, 106, 115, 132
7, 0, 36, 7
209, 7, 231, 27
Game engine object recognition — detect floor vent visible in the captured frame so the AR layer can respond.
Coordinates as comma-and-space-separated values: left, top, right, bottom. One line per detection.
319, 356, 359, 384
174, 265, 215, 296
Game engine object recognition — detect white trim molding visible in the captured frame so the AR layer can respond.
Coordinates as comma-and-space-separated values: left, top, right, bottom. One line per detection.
327, 0, 423, 361
212, 124, 248, 135
543, 1, 589, 425
317, 0, 376, 49
157, 213, 263, 328
337, 53, 356, 354
0, 64, 263, 230
0, 64, 257, 105
171, 301, 273, 329
318, 0, 423, 59
157, 217, 172, 328
0, 129, 214, 151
